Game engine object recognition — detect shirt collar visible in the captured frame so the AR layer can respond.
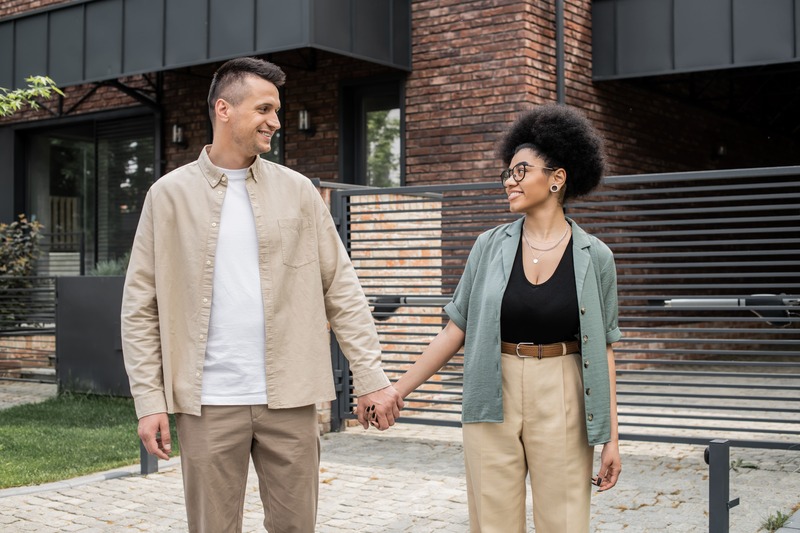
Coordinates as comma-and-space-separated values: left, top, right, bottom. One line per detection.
197, 145, 264, 187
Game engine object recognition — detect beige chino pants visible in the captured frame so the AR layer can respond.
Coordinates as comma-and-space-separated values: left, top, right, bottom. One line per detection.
175, 404, 319, 533
462, 351, 593, 533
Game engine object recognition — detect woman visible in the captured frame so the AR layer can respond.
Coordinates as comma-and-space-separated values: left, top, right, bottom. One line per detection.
393, 104, 621, 533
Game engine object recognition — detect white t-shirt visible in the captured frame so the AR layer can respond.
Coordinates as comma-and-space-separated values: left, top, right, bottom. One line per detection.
201, 167, 268, 405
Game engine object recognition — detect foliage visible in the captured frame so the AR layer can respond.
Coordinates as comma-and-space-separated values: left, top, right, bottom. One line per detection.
0, 215, 44, 327
762, 510, 790, 532
89, 252, 131, 276
0, 76, 64, 117
730, 457, 759, 472
0, 214, 43, 277
366, 109, 401, 187
0, 392, 179, 489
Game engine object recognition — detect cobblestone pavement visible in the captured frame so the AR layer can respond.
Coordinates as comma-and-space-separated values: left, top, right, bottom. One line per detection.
1, 381, 799, 532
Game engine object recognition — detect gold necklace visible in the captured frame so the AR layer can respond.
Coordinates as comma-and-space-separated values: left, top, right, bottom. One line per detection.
522, 225, 570, 264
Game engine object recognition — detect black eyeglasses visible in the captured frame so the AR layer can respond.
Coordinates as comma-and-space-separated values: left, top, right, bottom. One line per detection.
500, 162, 555, 185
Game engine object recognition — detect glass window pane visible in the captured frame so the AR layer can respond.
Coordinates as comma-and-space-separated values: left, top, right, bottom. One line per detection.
365, 107, 401, 188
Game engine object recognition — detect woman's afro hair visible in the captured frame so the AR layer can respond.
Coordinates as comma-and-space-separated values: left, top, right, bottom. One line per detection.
496, 104, 606, 200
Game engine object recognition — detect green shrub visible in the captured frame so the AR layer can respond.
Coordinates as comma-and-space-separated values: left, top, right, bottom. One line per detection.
0, 214, 44, 327
89, 252, 131, 276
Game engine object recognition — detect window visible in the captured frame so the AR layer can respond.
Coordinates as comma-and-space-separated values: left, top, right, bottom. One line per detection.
341, 80, 404, 187
25, 115, 155, 274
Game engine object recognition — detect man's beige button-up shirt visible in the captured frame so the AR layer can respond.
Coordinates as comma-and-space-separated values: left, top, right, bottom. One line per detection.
121, 147, 389, 419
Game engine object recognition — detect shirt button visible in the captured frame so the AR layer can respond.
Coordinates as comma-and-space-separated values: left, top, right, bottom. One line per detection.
583, 335, 589, 343
196, 372, 200, 377
585, 388, 591, 396
587, 413, 594, 421
211, 222, 217, 227
221, 176, 227, 181
583, 359, 589, 368
580, 307, 586, 315
199, 334, 204, 340
202, 298, 208, 303
217, 190, 223, 195
206, 260, 211, 265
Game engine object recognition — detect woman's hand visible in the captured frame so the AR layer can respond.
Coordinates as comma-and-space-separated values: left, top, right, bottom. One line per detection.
595, 440, 621, 491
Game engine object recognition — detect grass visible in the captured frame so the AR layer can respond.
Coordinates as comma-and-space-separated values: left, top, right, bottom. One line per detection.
0, 392, 178, 489
762, 510, 791, 532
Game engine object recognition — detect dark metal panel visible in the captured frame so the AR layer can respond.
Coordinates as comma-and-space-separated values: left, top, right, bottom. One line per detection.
615, 0, 672, 76
6, 0, 409, 88
797, 0, 800, 58
733, 0, 795, 64
313, 0, 351, 52
124, 0, 164, 73
209, 0, 254, 59
674, 0, 731, 70
353, 0, 391, 64
392, 0, 411, 68
164, 0, 209, 67
593, 0, 800, 79
0, 23, 13, 89
56, 276, 131, 397
13, 16, 48, 88
0, 128, 14, 221
85, 0, 123, 80
255, 0, 309, 50
591, 0, 616, 78
49, 7, 85, 87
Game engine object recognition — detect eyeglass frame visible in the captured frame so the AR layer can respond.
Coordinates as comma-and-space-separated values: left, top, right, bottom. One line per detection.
500, 162, 556, 185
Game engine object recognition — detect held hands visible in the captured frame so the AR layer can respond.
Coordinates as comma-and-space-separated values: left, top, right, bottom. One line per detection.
138, 412, 172, 460
356, 385, 404, 431
593, 440, 621, 492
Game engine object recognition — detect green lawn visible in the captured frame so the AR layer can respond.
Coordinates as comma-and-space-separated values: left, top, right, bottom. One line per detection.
0, 392, 178, 489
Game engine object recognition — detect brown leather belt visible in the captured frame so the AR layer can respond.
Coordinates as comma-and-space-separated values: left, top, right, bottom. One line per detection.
501, 340, 580, 359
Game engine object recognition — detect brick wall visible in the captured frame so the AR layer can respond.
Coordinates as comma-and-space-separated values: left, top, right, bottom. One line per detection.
404, 0, 799, 184
0, 0, 68, 18
4, 0, 797, 182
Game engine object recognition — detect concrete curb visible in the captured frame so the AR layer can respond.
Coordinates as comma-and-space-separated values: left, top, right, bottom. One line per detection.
777, 510, 800, 531
0, 457, 182, 499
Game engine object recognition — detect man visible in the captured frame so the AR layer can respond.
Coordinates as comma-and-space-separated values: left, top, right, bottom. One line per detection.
121, 56, 403, 533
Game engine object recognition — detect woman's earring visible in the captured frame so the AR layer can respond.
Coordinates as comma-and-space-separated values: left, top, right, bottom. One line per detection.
550, 184, 560, 193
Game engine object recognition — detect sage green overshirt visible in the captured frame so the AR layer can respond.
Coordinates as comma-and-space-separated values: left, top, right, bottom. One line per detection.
444, 217, 621, 446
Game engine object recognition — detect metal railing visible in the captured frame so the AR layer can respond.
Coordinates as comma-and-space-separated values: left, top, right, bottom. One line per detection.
328, 167, 800, 449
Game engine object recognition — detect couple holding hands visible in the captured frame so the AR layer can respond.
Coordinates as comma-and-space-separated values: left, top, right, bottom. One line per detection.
122, 56, 620, 533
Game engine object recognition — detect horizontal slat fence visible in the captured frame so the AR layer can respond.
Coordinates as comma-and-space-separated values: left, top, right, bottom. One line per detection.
330, 166, 800, 449
0, 276, 56, 383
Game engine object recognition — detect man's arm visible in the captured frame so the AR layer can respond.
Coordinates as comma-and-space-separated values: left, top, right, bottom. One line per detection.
312, 189, 399, 428
121, 191, 168, 419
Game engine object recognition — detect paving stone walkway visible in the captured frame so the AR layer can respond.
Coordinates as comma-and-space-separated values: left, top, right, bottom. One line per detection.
1, 381, 798, 532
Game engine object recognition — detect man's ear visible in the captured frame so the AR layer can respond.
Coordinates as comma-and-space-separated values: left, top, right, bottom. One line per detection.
214, 98, 231, 124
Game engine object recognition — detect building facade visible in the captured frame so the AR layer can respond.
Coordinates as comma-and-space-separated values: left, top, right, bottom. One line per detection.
3, 0, 799, 272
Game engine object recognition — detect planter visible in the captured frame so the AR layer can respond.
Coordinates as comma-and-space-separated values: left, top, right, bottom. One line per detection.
56, 276, 130, 396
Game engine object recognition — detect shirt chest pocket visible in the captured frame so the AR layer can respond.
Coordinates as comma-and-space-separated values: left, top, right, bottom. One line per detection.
278, 217, 317, 268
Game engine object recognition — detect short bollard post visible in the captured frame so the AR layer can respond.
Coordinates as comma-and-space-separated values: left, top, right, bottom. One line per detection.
705, 439, 740, 533
140, 440, 159, 475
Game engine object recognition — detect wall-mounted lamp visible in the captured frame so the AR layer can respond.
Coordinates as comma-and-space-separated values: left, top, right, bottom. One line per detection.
171, 123, 187, 148
298, 109, 315, 136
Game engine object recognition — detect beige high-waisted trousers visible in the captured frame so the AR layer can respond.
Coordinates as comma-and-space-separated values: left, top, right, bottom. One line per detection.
462, 351, 594, 533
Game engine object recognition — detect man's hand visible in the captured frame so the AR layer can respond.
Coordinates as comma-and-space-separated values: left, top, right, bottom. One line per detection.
138, 412, 172, 460
356, 385, 404, 430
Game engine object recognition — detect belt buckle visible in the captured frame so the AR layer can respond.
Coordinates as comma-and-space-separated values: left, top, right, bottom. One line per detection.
515, 342, 534, 357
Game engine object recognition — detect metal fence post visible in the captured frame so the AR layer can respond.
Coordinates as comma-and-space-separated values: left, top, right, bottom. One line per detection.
140, 441, 159, 475
705, 439, 740, 532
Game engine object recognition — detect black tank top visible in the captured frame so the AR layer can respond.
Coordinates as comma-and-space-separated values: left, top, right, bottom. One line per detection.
500, 235, 580, 344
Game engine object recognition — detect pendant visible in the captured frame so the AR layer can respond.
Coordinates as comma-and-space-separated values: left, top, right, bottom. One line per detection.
533, 258, 539, 264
